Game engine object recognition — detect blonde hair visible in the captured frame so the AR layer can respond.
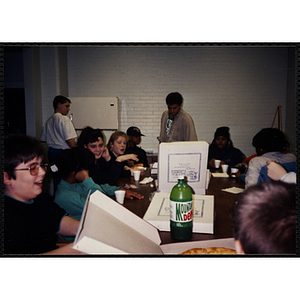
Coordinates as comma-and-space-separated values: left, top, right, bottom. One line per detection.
107, 131, 128, 151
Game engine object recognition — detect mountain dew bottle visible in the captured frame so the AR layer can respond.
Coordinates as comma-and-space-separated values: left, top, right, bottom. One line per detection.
170, 176, 193, 240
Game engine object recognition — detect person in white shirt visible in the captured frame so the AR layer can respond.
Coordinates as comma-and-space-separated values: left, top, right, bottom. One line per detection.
244, 128, 296, 188
41, 95, 77, 193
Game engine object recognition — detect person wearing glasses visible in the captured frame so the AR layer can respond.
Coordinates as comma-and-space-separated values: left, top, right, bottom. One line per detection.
3, 134, 81, 255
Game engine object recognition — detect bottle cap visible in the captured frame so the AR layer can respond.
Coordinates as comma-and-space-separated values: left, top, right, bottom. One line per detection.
178, 175, 184, 180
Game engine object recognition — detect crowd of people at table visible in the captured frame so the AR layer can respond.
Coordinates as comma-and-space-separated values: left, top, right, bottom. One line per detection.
3, 93, 296, 255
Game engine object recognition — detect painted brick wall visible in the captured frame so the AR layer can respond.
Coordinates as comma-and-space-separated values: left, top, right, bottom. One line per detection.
63, 46, 289, 157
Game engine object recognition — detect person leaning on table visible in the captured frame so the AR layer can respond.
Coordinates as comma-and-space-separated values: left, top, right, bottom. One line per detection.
158, 92, 198, 143
3, 134, 81, 255
232, 180, 296, 255
244, 128, 296, 189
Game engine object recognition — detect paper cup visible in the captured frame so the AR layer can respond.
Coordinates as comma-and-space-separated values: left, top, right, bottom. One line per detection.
215, 160, 221, 168
221, 164, 228, 173
231, 168, 238, 177
133, 170, 141, 181
114, 190, 126, 204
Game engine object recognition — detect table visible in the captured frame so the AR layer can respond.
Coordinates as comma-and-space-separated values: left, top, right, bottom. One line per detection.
116, 169, 245, 245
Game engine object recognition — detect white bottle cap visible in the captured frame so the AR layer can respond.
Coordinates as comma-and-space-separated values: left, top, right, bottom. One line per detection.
178, 175, 184, 180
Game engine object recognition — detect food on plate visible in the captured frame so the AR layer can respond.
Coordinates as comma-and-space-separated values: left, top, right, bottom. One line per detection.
180, 247, 236, 255
132, 163, 144, 169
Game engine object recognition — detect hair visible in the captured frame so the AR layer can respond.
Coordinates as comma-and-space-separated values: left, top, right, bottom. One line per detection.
252, 128, 290, 153
214, 126, 230, 140
55, 147, 95, 179
166, 92, 183, 106
4, 134, 45, 180
232, 181, 296, 254
53, 95, 71, 110
107, 131, 128, 151
77, 126, 104, 147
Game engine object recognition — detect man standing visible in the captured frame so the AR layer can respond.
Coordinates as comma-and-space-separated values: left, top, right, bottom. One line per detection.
41, 95, 77, 193
158, 92, 197, 143
41, 95, 77, 162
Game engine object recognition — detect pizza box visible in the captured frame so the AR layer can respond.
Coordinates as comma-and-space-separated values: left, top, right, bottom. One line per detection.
160, 238, 236, 255
143, 192, 214, 234
73, 190, 163, 255
158, 141, 209, 195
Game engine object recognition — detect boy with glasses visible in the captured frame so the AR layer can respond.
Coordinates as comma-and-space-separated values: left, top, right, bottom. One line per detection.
3, 134, 81, 255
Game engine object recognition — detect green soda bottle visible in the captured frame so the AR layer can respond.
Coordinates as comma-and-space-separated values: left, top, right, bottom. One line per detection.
170, 175, 193, 240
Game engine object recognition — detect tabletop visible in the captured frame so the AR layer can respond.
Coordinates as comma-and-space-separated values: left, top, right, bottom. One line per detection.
116, 168, 245, 245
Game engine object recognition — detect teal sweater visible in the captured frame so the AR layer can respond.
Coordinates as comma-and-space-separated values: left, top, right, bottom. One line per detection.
54, 177, 120, 221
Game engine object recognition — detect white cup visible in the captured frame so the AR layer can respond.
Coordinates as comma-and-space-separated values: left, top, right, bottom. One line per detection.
114, 190, 126, 204
214, 160, 221, 168
133, 170, 141, 181
221, 164, 228, 173
231, 168, 238, 177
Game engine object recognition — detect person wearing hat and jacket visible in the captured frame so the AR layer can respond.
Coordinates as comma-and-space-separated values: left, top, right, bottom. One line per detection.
208, 126, 246, 169
124, 126, 150, 168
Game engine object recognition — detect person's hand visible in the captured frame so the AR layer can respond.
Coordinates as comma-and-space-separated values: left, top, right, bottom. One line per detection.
208, 158, 215, 168
75, 169, 89, 182
266, 161, 287, 181
116, 154, 139, 163
119, 189, 144, 200
230, 170, 241, 180
102, 147, 111, 162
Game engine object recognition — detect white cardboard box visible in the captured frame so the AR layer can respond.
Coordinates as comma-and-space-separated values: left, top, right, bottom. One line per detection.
158, 141, 209, 194
143, 192, 214, 234
73, 190, 232, 255
73, 190, 163, 254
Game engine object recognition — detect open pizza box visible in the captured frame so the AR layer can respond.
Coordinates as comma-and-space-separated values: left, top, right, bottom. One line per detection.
143, 192, 214, 234
158, 141, 209, 195
73, 190, 234, 255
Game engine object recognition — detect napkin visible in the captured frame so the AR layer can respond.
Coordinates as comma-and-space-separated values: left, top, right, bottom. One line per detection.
221, 187, 244, 194
211, 173, 229, 177
139, 177, 154, 184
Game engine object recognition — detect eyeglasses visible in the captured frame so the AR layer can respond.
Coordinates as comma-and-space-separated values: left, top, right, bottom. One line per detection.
14, 163, 48, 176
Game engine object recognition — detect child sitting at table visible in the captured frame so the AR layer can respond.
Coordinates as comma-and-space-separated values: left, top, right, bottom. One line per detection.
208, 126, 246, 169
107, 131, 146, 177
244, 128, 296, 188
54, 147, 143, 229
4, 134, 81, 254
77, 127, 139, 185
232, 180, 296, 254
124, 126, 149, 168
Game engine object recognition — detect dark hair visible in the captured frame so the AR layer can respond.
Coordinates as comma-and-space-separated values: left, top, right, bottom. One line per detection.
77, 126, 104, 147
252, 128, 290, 153
4, 134, 45, 180
166, 92, 183, 106
214, 126, 230, 140
232, 181, 296, 254
53, 95, 71, 110
55, 147, 95, 179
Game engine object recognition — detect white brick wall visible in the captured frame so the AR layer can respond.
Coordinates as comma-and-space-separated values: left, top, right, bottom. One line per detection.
43, 45, 290, 157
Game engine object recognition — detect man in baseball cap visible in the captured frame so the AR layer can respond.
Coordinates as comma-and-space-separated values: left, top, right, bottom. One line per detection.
125, 126, 149, 167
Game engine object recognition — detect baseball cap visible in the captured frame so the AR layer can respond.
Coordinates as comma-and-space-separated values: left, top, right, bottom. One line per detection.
126, 126, 145, 137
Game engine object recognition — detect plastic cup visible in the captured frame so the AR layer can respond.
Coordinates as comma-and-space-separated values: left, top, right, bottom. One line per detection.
215, 160, 221, 168
221, 164, 228, 173
231, 168, 238, 177
115, 190, 126, 204
133, 170, 141, 181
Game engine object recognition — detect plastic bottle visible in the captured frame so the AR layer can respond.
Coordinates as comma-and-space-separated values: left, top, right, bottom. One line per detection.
170, 175, 193, 240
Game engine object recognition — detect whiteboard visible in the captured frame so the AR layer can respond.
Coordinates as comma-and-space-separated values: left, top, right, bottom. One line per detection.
69, 97, 119, 131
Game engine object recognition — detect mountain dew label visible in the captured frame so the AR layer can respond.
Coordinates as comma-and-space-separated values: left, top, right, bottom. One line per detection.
170, 199, 193, 227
